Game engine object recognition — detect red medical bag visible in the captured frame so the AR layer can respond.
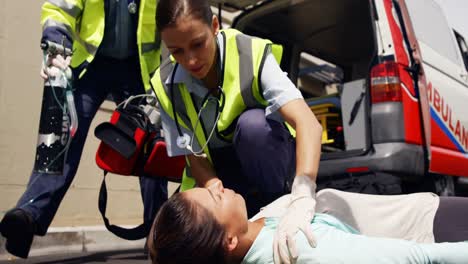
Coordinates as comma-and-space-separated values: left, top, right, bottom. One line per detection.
93, 101, 185, 240
94, 104, 185, 180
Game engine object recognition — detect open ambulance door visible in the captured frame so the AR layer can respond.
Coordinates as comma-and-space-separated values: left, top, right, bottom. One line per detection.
391, 0, 432, 169
210, 0, 377, 161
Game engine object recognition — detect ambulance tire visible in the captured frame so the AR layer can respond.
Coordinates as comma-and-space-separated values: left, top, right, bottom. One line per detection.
403, 174, 455, 196
317, 172, 403, 195
454, 177, 468, 197
401, 174, 455, 196
433, 174, 456, 197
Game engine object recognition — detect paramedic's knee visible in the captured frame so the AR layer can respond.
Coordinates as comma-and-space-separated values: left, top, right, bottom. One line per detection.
234, 109, 267, 145
234, 109, 290, 148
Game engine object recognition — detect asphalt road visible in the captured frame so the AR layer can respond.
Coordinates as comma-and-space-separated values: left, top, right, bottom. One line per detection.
0, 249, 149, 264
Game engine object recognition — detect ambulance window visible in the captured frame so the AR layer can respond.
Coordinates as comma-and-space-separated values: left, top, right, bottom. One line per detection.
405, 0, 462, 66
454, 31, 468, 71
297, 52, 343, 98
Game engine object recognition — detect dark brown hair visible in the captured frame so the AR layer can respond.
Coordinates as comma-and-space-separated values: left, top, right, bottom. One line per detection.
156, 0, 214, 31
149, 192, 226, 264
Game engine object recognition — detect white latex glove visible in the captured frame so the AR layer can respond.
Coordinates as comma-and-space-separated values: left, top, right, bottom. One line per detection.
40, 54, 71, 80
273, 175, 317, 264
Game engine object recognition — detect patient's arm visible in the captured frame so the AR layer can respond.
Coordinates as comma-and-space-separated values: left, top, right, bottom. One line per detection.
187, 154, 220, 188
295, 225, 468, 264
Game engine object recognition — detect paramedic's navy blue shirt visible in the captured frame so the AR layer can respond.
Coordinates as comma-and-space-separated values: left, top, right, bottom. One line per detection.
98, 0, 138, 59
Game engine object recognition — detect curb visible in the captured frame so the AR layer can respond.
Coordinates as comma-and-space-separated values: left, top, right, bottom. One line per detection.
0, 226, 145, 261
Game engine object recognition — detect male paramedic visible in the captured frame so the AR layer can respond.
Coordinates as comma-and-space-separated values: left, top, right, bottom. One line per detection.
0, 0, 166, 259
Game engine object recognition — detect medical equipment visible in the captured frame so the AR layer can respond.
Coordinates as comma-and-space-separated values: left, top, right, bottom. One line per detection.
170, 60, 225, 159
95, 94, 185, 178
33, 40, 77, 174
94, 94, 185, 240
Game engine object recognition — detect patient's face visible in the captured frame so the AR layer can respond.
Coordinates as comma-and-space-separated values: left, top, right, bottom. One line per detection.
185, 185, 249, 234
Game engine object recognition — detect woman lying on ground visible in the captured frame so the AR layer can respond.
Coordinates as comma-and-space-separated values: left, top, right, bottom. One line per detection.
148, 182, 468, 264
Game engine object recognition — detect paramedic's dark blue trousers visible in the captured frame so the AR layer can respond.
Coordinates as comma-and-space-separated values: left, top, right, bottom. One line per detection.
15, 56, 168, 236
211, 109, 296, 217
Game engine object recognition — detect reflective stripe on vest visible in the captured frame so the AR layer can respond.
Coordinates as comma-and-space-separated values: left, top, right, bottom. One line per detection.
137, 0, 161, 91
41, 0, 160, 91
151, 60, 200, 192
42, 19, 99, 57
153, 60, 193, 132
46, 0, 82, 18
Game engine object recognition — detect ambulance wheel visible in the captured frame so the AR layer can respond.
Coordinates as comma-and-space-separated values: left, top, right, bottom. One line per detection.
402, 174, 455, 196
432, 174, 455, 196
454, 177, 468, 197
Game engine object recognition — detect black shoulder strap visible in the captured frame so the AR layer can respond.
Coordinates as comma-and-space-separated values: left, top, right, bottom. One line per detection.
98, 172, 150, 240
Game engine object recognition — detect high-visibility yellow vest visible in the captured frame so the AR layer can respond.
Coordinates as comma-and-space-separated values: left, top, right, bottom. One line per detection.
151, 28, 283, 191
41, 0, 160, 91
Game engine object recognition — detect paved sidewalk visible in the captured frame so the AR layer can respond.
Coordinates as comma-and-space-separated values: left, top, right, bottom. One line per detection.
0, 183, 180, 262
0, 249, 148, 263
0, 226, 146, 262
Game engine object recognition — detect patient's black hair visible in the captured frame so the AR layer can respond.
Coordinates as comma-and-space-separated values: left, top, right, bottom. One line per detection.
156, 0, 214, 32
149, 192, 227, 264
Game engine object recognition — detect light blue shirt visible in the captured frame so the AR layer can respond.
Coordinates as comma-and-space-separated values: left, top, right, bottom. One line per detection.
160, 33, 302, 157
242, 214, 468, 264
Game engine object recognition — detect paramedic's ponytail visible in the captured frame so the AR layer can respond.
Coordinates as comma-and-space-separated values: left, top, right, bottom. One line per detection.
149, 192, 226, 264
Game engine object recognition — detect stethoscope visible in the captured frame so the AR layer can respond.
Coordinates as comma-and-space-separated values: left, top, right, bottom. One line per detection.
171, 44, 225, 158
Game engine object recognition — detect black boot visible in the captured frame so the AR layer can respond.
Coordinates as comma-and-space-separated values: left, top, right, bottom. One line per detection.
0, 208, 35, 259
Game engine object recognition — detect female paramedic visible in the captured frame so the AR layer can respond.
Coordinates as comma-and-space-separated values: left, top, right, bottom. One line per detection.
151, 0, 322, 263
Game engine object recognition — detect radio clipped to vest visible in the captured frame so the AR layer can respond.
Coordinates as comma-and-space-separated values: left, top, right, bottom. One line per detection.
94, 94, 185, 240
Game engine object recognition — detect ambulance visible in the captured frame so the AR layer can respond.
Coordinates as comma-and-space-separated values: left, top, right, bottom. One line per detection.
211, 0, 468, 195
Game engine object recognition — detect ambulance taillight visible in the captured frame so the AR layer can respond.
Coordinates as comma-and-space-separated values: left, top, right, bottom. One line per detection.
370, 61, 402, 104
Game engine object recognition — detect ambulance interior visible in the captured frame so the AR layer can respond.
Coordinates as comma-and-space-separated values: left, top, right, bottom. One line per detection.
214, 0, 377, 159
